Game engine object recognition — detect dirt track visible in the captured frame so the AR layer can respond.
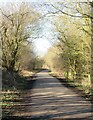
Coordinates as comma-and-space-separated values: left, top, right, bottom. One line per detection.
9, 70, 93, 119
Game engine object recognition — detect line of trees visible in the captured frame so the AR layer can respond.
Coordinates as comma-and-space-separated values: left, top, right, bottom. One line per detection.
44, 2, 93, 95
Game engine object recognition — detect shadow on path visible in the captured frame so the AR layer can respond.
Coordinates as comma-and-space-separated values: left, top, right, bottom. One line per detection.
2, 70, 93, 120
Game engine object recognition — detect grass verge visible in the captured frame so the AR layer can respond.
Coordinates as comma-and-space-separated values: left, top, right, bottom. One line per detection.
49, 71, 92, 101
1, 69, 39, 117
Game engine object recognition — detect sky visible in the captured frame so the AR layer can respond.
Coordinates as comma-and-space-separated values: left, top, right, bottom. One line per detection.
33, 38, 52, 57
32, 13, 58, 57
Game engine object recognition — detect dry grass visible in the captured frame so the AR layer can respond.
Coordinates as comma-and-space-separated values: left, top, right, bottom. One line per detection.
20, 70, 34, 77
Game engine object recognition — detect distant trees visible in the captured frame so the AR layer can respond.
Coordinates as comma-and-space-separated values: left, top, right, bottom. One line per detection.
44, 45, 64, 75
0, 3, 40, 72
18, 43, 43, 71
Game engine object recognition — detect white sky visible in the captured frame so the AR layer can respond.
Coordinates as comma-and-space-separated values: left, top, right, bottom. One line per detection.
33, 38, 52, 57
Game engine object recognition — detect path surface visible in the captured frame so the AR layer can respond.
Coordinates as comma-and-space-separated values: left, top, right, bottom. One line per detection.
14, 70, 92, 119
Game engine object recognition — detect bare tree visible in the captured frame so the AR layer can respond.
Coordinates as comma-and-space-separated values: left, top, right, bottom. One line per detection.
0, 3, 40, 72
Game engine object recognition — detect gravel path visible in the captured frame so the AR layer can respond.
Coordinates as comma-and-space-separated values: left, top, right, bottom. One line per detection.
13, 70, 93, 120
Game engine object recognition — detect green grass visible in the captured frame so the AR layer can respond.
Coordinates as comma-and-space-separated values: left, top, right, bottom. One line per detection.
1, 91, 20, 116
